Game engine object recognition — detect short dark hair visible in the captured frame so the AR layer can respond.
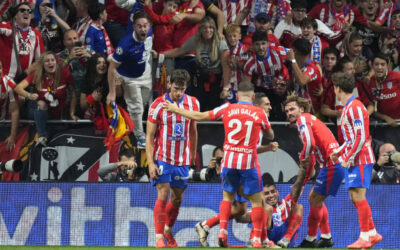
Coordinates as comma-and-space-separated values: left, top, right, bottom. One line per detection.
238, 81, 255, 93
170, 69, 190, 87
283, 92, 311, 113
332, 56, 353, 73
323, 47, 340, 59
212, 146, 223, 157
332, 72, 355, 93
300, 17, 318, 30
262, 172, 275, 187
291, 0, 307, 9
119, 147, 135, 160
133, 10, 151, 24
254, 92, 266, 106
252, 30, 269, 43
372, 52, 390, 65
88, 2, 105, 21
292, 38, 311, 56
16, 2, 32, 10
392, 9, 400, 17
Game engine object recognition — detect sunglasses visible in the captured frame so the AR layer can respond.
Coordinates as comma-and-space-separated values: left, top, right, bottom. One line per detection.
18, 8, 33, 14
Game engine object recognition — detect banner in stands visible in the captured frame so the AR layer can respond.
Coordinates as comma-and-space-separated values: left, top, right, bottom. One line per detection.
0, 182, 398, 248
0, 123, 399, 182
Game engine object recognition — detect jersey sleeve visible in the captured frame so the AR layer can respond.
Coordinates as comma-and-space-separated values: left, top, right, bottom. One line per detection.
297, 116, 316, 161
261, 110, 271, 131
148, 99, 163, 124
209, 102, 229, 121
376, 7, 391, 25
25, 72, 35, 86
243, 57, 256, 77
144, 5, 175, 24
283, 193, 296, 206
84, 27, 96, 52
112, 38, 128, 63
200, 0, 214, 11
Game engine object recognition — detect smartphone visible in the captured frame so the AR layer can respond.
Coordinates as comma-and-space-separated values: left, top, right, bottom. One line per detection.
74, 41, 83, 47
44, 3, 53, 8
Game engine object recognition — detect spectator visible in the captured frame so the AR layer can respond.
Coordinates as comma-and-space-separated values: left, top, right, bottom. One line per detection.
98, 147, 149, 182
224, 24, 248, 103
72, 0, 93, 42
85, 2, 114, 58
161, 16, 231, 111
321, 47, 340, 89
206, 146, 223, 183
381, 10, 400, 54
370, 53, 400, 126
241, 12, 280, 49
342, 31, 371, 81
54, 0, 77, 26
372, 143, 400, 184
0, 2, 45, 80
14, 51, 78, 147
107, 11, 153, 149
243, 30, 289, 121
300, 17, 329, 64
287, 38, 323, 115
0, 60, 19, 151
103, 0, 130, 48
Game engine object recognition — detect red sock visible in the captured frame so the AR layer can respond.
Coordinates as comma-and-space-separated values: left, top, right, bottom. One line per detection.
204, 214, 220, 228
284, 213, 302, 240
367, 204, 375, 231
260, 213, 268, 242
153, 199, 167, 234
354, 200, 370, 232
219, 200, 232, 232
165, 200, 180, 228
320, 204, 331, 235
307, 205, 323, 237
250, 206, 265, 239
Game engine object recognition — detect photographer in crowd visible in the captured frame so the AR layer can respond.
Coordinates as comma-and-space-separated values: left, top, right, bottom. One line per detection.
205, 146, 223, 183
372, 143, 400, 184
98, 148, 148, 182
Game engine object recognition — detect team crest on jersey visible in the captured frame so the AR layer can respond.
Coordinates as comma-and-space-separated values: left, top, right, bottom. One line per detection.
272, 213, 283, 227
174, 123, 183, 136
354, 119, 363, 129
116, 47, 123, 55
86, 37, 91, 43
299, 124, 306, 131
387, 81, 392, 89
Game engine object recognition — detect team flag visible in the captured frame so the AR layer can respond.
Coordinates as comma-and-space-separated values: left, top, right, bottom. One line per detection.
104, 102, 134, 151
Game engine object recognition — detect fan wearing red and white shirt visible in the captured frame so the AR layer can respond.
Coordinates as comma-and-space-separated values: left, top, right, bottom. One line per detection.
284, 94, 344, 247
370, 53, 400, 125
0, 60, 19, 151
0, 2, 44, 79
72, 0, 93, 42
330, 72, 382, 249
164, 82, 274, 248
146, 69, 199, 248
300, 17, 329, 64
288, 38, 323, 115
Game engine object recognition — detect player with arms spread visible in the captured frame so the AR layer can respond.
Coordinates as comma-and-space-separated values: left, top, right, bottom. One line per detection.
146, 69, 199, 248
330, 72, 382, 249
164, 82, 274, 248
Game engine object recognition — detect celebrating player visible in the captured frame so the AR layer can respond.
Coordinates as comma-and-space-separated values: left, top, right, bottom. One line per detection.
330, 72, 382, 249
164, 82, 274, 248
146, 69, 199, 248
284, 93, 345, 248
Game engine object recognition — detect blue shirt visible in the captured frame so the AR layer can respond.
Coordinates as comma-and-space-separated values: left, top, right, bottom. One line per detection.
85, 24, 107, 55
112, 32, 152, 78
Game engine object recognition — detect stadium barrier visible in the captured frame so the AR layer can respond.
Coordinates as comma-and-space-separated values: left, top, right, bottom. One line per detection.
0, 182, 398, 248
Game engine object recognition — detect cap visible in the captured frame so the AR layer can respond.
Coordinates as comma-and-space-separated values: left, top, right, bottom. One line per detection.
255, 12, 270, 22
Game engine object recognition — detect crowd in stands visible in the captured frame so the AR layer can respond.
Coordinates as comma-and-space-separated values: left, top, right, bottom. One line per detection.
0, 0, 399, 182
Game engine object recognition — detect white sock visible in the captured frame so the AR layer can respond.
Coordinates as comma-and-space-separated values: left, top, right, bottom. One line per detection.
164, 225, 171, 234
321, 233, 332, 239
306, 235, 316, 242
156, 234, 164, 240
252, 236, 261, 243
369, 228, 377, 236
360, 232, 369, 241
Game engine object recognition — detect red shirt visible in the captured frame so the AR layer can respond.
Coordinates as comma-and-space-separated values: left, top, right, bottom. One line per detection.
105, 0, 130, 25
173, 0, 205, 48
0, 22, 44, 79
376, 0, 399, 27
0, 74, 17, 120
26, 67, 73, 118
144, 5, 175, 52
147, 93, 200, 166
218, 0, 250, 25
209, 101, 271, 170
272, 194, 296, 226
370, 70, 400, 119
293, 60, 322, 114
336, 97, 375, 166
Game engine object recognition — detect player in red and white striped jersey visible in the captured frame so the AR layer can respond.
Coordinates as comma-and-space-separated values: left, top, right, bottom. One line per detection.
164, 82, 274, 248
0, 2, 44, 79
146, 69, 199, 248
330, 72, 382, 249
284, 93, 345, 248
218, 0, 250, 26
0, 60, 19, 151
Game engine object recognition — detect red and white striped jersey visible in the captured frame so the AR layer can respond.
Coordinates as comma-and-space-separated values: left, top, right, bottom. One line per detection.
376, 0, 399, 27
229, 41, 248, 90
218, 0, 250, 25
296, 113, 339, 169
335, 97, 375, 166
74, 16, 93, 43
243, 46, 289, 90
209, 101, 271, 170
0, 1, 9, 16
0, 22, 44, 79
293, 60, 322, 114
272, 194, 295, 227
148, 93, 200, 166
0, 74, 17, 120
247, 0, 290, 32
308, 3, 367, 32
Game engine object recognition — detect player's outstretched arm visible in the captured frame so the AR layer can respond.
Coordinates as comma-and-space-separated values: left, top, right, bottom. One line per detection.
163, 101, 211, 121
263, 128, 274, 141
290, 157, 309, 202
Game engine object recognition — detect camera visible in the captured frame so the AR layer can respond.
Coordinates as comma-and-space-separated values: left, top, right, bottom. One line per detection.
126, 166, 145, 177
189, 167, 216, 182
43, 3, 53, 8
74, 41, 83, 47
387, 151, 400, 166
215, 157, 222, 166
0, 159, 23, 173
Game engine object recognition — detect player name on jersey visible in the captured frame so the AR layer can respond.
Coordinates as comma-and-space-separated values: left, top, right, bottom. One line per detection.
227, 108, 260, 121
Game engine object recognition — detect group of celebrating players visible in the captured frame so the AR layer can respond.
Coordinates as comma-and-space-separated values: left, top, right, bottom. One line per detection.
145, 69, 382, 248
